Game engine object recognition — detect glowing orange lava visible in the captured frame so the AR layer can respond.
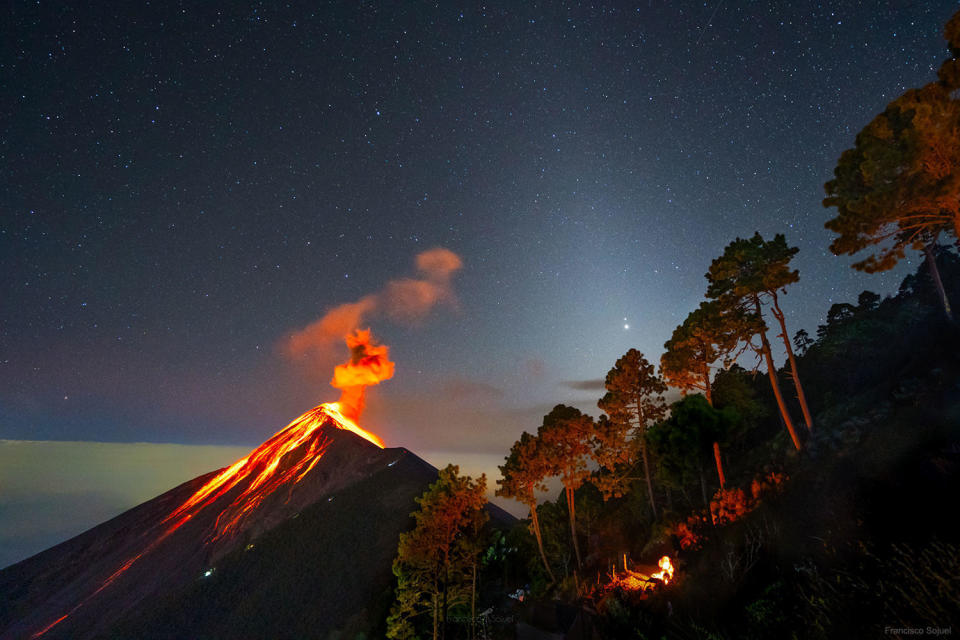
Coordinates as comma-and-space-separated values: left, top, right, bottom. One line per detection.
322, 401, 385, 448
166, 402, 387, 541
30, 615, 68, 639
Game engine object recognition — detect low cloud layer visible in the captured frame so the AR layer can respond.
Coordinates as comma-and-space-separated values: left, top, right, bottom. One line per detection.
0, 440, 249, 569
563, 378, 607, 391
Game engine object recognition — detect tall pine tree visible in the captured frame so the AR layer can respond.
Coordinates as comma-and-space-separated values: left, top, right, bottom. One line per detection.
824, 8, 960, 323
496, 432, 556, 584
388, 465, 487, 640
596, 350, 667, 517
537, 405, 594, 571
706, 233, 811, 448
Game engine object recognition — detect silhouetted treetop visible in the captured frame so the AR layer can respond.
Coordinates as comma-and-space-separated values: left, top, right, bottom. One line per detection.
705, 232, 800, 304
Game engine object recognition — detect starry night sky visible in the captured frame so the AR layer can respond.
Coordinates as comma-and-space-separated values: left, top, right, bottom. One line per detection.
2, 1, 958, 461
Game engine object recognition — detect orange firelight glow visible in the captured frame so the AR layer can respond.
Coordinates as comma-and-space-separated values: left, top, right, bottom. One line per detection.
651, 555, 675, 585
606, 555, 675, 593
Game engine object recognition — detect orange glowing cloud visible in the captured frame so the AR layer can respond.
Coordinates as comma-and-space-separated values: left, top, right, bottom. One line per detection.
283, 247, 462, 360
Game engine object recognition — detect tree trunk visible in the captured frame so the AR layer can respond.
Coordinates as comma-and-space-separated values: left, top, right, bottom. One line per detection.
698, 459, 708, 508
703, 362, 712, 405
471, 562, 477, 640
442, 560, 448, 640
713, 441, 726, 489
432, 591, 439, 640
755, 298, 803, 451
703, 383, 726, 489
770, 291, 813, 431
529, 504, 556, 584
640, 437, 659, 520
924, 242, 954, 324
566, 486, 583, 570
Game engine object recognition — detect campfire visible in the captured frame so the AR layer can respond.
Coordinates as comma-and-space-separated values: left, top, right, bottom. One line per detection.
604, 555, 675, 593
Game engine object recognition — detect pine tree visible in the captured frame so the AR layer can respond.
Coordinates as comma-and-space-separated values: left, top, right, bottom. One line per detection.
647, 395, 736, 508
596, 350, 667, 516
661, 302, 759, 488
706, 233, 812, 448
793, 329, 814, 356
661, 300, 750, 404
823, 9, 960, 323
387, 465, 487, 640
537, 405, 594, 571
496, 432, 556, 584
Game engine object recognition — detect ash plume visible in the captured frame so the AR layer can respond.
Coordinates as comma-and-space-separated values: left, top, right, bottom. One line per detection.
330, 329, 396, 421
283, 247, 463, 362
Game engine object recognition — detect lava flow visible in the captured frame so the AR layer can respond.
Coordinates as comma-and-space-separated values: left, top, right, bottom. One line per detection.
30, 329, 394, 638
164, 403, 371, 542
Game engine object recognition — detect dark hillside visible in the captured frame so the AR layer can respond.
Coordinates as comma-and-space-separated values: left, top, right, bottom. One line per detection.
506, 249, 960, 639
597, 249, 960, 638
99, 447, 439, 640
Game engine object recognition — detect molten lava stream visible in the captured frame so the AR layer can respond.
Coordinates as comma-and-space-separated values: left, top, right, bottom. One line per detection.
167, 402, 381, 541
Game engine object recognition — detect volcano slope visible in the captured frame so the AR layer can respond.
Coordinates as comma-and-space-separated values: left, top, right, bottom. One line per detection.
0, 406, 505, 640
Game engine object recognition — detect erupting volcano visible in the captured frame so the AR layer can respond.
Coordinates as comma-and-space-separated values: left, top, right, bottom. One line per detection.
0, 329, 443, 640
165, 401, 382, 546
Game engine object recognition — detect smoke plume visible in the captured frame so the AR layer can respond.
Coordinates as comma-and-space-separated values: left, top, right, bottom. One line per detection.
284, 247, 463, 362
283, 248, 461, 420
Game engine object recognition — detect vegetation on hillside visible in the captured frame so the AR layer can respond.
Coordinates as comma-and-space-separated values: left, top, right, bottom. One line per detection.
484, 222, 960, 640
386, 9, 960, 638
